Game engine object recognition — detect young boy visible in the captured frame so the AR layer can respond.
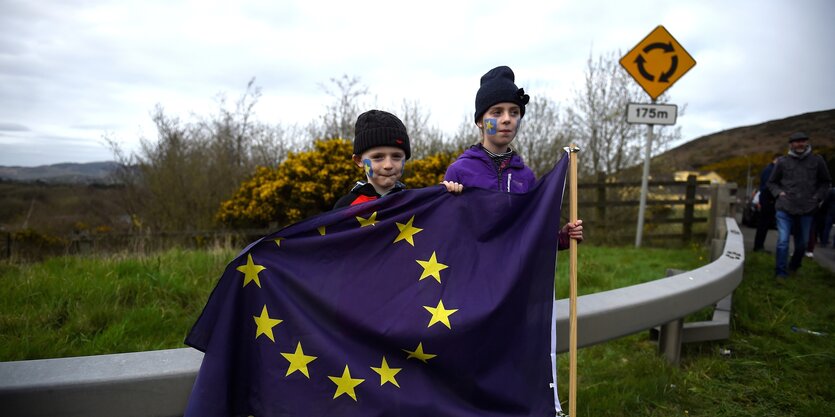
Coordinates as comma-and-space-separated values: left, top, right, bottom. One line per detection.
335, 109, 460, 208
443, 65, 583, 246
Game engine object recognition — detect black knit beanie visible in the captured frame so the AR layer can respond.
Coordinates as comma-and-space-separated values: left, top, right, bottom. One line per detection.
474, 66, 530, 124
353, 110, 411, 160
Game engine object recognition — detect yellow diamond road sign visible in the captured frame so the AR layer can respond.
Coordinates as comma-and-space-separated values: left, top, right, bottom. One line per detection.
620, 25, 696, 100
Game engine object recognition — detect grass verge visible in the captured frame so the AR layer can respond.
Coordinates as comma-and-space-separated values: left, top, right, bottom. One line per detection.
554, 249, 834, 416
0, 248, 234, 360
1, 245, 832, 415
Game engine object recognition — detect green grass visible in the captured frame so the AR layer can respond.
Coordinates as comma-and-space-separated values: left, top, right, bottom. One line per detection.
1, 245, 832, 416
0, 248, 235, 360
555, 244, 710, 297
553, 249, 835, 416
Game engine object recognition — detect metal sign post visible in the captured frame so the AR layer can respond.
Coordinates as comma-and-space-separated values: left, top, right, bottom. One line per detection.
620, 25, 695, 247
635, 106, 655, 248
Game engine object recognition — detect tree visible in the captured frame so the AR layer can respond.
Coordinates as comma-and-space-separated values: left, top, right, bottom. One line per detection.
446, 115, 481, 154
313, 75, 369, 141
564, 50, 682, 179
399, 99, 448, 160
108, 80, 295, 231
514, 95, 569, 177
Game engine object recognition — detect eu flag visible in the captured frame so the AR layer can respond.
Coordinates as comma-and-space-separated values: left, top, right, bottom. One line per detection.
184, 154, 569, 416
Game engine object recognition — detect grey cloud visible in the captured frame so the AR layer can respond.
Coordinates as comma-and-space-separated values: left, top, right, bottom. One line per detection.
0, 123, 31, 131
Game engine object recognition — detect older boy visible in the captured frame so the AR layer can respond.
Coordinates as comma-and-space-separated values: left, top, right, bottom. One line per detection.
443, 65, 583, 246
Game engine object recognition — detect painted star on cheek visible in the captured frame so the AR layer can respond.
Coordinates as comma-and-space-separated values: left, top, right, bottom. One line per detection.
363, 159, 373, 178
484, 118, 497, 135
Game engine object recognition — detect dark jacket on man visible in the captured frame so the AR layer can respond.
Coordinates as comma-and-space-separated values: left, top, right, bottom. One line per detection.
767, 147, 832, 215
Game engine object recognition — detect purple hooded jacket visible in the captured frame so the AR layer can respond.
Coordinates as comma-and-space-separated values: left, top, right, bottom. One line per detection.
444, 145, 570, 249
444, 145, 537, 192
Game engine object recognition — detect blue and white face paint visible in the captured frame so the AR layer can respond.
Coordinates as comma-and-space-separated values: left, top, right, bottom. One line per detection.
363, 159, 373, 178
484, 118, 498, 135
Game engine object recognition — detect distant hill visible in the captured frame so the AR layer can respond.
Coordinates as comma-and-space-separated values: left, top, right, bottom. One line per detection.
0, 161, 120, 184
2, 109, 832, 185
652, 109, 835, 174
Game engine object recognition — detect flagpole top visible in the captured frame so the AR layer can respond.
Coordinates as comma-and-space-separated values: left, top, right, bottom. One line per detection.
564, 145, 581, 153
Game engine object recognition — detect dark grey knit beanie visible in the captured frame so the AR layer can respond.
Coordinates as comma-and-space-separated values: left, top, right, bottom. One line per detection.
474, 66, 530, 124
353, 110, 411, 159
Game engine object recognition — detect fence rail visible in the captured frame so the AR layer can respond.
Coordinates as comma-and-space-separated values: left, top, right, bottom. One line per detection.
574, 174, 734, 243
0, 217, 744, 417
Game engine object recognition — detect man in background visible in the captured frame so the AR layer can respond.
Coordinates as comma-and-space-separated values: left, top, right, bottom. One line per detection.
767, 132, 832, 279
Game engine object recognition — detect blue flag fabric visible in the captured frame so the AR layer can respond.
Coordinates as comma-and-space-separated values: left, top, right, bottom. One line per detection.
184, 154, 569, 417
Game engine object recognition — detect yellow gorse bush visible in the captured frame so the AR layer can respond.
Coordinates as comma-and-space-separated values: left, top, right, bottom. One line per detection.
403, 151, 459, 189
216, 139, 354, 227
217, 140, 459, 228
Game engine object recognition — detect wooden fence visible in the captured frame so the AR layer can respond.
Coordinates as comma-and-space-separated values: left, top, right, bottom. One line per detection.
574, 174, 736, 244
0, 175, 737, 260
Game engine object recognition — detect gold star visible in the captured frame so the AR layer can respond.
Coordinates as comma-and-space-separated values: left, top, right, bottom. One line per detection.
416, 251, 448, 283
328, 365, 365, 401
237, 253, 266, 288
485, 120, 494, 131
281, 342, 317, 378
423, 299, 458, 329
274, 237, 284, 247
356, 211, 378, 227
253, 305, 282, 342
402, 342, 436, 363
318, 226, 326, 236
393, 215, 423, 246
370, 356, 402, 387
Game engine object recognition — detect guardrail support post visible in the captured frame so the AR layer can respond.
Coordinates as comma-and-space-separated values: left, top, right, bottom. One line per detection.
658, 318, 683, 366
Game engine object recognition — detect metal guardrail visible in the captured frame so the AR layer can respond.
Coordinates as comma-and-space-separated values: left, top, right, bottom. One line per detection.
0, 217, 744, 417
553, 217, 743, 353
0, 348, 202, 417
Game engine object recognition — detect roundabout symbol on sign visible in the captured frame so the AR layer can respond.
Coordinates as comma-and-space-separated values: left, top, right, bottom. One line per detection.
634, 42, 677, 82
620, 25, 696, 100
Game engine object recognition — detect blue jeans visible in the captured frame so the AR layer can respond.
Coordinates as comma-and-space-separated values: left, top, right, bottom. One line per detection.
775, 210, 813, 276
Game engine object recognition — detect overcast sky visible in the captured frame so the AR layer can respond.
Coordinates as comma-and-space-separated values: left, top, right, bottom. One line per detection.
1, 0, 833, 167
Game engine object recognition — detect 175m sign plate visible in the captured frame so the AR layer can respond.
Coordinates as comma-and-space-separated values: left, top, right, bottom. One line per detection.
626, 103, 678, 125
